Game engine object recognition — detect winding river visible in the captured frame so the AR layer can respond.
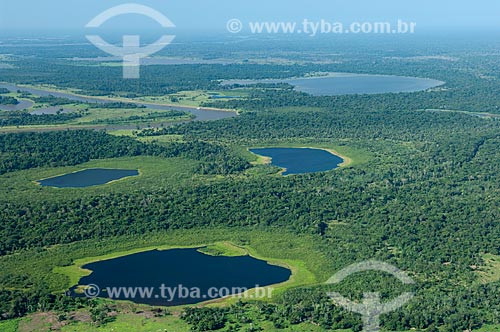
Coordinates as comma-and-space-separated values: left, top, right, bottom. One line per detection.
0, 83, 236, 121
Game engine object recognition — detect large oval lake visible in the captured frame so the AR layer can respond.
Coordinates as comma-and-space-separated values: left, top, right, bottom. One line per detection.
251, 148, 344, 175
71, 248, 291, 306
38, 168, 138, 188
223, 73, 444, 96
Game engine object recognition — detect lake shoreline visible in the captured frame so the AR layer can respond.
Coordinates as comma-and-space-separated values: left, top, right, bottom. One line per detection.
223, 72, 445, 96
36, 168, 139, 188
54, 240, 306, 308
249, 146, 351, 175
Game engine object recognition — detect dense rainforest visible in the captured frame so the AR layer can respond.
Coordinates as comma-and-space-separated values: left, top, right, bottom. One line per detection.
2, 107, 500, 330
0, 130, 249, 178
2, 35, 500, 331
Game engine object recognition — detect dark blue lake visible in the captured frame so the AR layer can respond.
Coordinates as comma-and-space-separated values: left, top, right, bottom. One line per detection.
71, 248, 291, 306
39, 168, 138, 188
223, 73, 444, 96
251, 148, 344, 175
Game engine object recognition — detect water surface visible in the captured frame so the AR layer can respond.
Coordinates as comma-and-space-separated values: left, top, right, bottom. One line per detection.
0, 83, 235, 121
0, 99, 34, 111
223, 73, 444, 96
71, 248, 291, 306
39, 168, 138, 188
251, 147, 344, 175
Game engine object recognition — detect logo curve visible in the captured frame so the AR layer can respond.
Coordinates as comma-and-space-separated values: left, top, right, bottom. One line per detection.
326, 260, 415, 332
85, 3, 176, 79
86, 3, 175, 28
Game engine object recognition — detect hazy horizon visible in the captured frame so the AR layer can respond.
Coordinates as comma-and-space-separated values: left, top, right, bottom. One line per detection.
1, 0, 500, 34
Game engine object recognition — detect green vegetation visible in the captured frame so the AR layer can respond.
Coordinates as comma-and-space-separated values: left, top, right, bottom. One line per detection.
68, 107, 191, 127
2, 36, 500, 331
53, 235, 317, 297
0, 228, 327, 320
0, 96, 19, 105
135, 90, 246, 107
0, 130, 249, 178
476, 254, 500, 284
0, 91, 194, 131
60, 313, 191, 332
475, 325, 500, 332
197, 241, 248, 257
0, 319, 19, 332
0, 110, 83, 127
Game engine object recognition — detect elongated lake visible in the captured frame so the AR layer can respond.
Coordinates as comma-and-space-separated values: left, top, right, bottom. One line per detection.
223, 73, 444, 96
38, 168, 138, 188
251, 148, 344, 175
70, 248, 291, 306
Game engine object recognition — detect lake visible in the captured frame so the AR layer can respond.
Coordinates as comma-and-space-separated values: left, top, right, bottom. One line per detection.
222, 73, 444, 96
251, 147, 344, 175
38, 168, 139, 188
70, 248, 291, 306
0, 83, 236, 121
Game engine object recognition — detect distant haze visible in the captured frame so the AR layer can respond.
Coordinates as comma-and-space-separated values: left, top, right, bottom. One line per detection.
1, 0, 499, 33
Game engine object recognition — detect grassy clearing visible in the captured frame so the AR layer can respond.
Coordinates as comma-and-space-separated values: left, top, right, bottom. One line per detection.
197, 241, 248, 257
106, 129, 185, 143
13, 310, 355, 332
0, 319, 19, 332
0, 84, 239, 134
0, 228, 328, 300
60, 314, 191, 332
1, 228, 326, 330
53, 233, 319, 299
474, 324, 500, 331
476, 253, 500, 284
16, 313, 56, 332
106, 129, 138, 136
135, 89, 249, 107
10, 83, 239, 112
136, 134, 185, 144
244, 142, 369, 169
421, 108, 500, 119
72, 107, 192, 125
0, 156, 198, 203
53, 243, 206, 290
0, 106, 191, 133
250, 152, 272, 166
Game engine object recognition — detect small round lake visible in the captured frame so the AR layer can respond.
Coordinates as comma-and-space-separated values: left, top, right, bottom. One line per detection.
223, 73, 444, 96
70, 248, 291, 306
251, 148, 344, 175
38, 168, 139, 188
